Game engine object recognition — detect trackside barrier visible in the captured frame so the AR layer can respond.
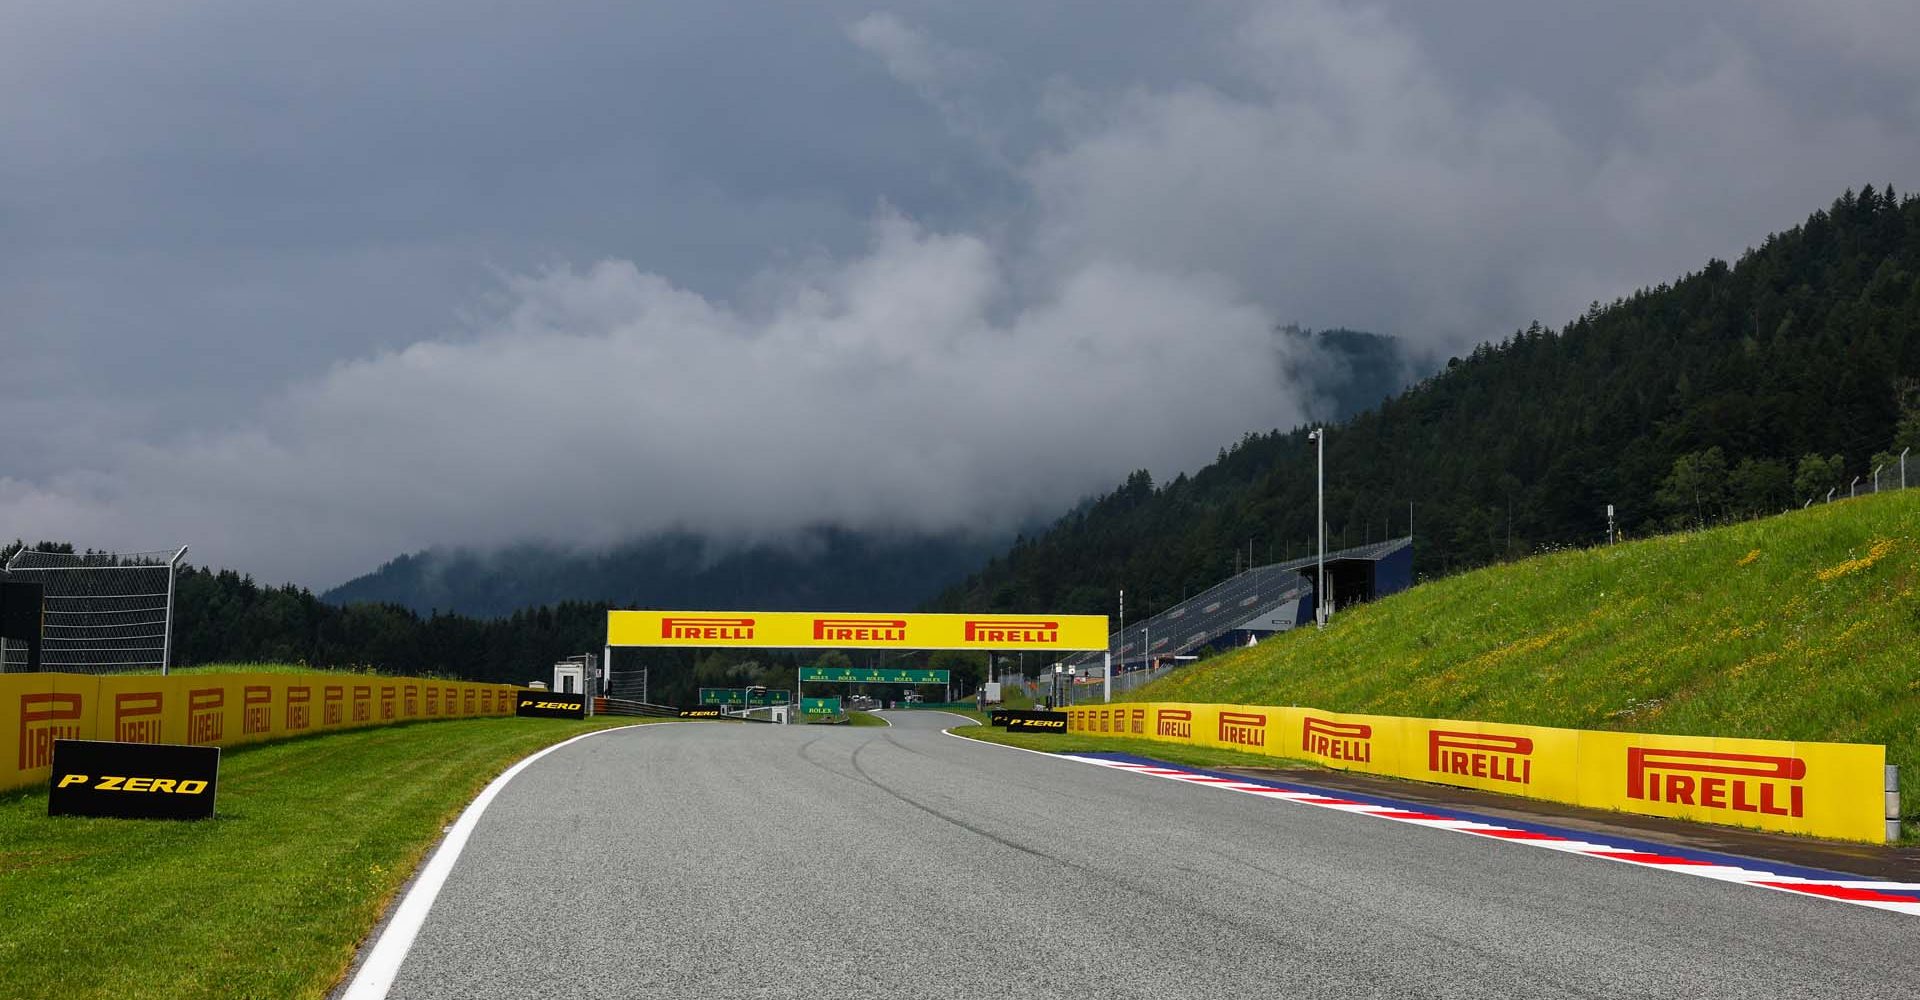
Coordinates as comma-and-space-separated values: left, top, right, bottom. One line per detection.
2, 672, 522, 794
1064, 702, 1892, 843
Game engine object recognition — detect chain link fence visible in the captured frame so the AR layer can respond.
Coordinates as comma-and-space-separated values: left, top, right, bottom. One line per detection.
1, 547, 186, 674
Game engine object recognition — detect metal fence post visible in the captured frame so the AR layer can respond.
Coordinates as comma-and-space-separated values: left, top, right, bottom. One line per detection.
162, 546, 188, 676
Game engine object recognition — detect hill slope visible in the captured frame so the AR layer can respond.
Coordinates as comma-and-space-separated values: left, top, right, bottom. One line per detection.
938, 186, 1920, 617
1128, 490, 1920, 824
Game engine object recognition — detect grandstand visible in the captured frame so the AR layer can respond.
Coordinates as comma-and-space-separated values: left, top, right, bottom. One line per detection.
1064, 537, 1412, 679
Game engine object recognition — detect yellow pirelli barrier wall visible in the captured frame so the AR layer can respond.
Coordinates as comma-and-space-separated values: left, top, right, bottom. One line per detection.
1065, 702, 1888, 843
1, 672, 521, 794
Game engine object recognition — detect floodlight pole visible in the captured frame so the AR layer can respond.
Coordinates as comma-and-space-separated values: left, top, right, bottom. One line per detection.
1310, 428, 1326, 628
1103, 651, 1111, 703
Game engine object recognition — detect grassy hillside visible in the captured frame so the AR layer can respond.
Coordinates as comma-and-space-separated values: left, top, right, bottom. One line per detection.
1131, 491, 1920, 822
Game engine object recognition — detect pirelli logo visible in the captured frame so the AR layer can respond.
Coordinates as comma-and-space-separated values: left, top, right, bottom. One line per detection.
443, 687, 457, 715
1302, 717, 1372, 763
962, 619, 1059, 644
323, 686, 344, 726
404, 685, 419, 717
463, 689, 475, 715
1218, 711, 1267, 748
242, 686, 272, 735
115, 692, 165, 744
1627, 748, 1805, 818
425, 687, 439, 716
286, 686, 312, 731
1428, 730, 1532, 785
662, 616, 755, 641
187, 688, 225, 745
352, 686, 372, 723
380, 686, 397, 721
1156, 708, 1192, 739
812, 617, 907, 643
1130, 708, 1145, 735
18, 692, 83, 771
480, 690, 493, 714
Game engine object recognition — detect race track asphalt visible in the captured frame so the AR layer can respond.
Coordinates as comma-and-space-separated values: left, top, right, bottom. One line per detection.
376, 712, 1920, 998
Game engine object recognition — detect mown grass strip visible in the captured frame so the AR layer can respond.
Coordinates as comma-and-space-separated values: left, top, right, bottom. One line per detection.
0, 715, 652, 1000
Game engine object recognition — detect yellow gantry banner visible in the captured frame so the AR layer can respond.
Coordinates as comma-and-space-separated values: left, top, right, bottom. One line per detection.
606, 610, 1110, 651
1065, 702, 1889, 844
1, 672, 522, 793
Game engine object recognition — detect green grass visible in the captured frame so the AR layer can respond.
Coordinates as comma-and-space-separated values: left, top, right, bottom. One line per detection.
1131, 491, 1920, 822
953, 724, 1308, 771
995, 685, 1037, 710
0, 715, 653, 1000
845, 711, 890, 727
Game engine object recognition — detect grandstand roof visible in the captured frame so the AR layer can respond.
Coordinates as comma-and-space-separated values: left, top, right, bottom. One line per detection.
1063, 536, 1411, 671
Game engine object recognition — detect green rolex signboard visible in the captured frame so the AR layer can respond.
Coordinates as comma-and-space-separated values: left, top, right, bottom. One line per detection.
802, 697, 843, 716
701, 688, 794, 706
798, 667, 950, 684
699, 688, 745, 706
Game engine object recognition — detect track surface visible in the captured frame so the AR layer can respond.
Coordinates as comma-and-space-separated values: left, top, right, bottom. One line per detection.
382, 713, 1920, 998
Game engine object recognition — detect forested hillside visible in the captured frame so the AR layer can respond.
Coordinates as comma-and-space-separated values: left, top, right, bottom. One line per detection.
937, 187, 1920, 617
321, 528, 1004, 618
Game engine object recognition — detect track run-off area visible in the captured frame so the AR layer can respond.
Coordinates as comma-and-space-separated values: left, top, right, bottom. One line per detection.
344, 712, 1920, 999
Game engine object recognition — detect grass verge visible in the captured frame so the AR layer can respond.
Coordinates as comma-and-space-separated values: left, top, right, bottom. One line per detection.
0, 714, 654, 1000
844, 711, 890, 727
1133, 492, 1920, 822
952, 723, 1309, 771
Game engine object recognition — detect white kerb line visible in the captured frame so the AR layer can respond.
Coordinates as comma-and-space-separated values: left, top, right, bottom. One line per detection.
338, 723, 667, 1000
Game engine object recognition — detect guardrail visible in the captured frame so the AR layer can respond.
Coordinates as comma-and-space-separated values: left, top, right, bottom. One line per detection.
3, 672, 522, 793
1066, 701, 1896, 843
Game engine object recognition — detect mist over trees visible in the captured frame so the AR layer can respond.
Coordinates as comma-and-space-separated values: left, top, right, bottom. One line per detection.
936, 186, 1920, 616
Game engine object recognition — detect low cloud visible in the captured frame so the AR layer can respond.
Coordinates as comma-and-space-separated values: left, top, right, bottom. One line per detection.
1, 215, 1300, 586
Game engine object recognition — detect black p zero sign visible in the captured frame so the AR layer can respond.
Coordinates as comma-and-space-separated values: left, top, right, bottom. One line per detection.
49, 739, 219, 820
1005, 710, 1069, 734
516, 691, 587, 719
989, 710, 1011, 727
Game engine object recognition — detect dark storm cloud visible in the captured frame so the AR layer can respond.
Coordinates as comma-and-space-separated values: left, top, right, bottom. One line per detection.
3, 1, 1917, 586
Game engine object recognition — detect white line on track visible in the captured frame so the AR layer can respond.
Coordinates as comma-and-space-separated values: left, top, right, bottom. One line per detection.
337, 722, 674, 1000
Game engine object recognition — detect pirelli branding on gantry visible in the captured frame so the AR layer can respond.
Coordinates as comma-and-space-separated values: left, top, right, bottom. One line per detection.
607, 610, 1109, 650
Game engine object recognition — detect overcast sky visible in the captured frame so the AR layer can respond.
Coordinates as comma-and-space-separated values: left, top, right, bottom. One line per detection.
4, 0, 1917, 588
